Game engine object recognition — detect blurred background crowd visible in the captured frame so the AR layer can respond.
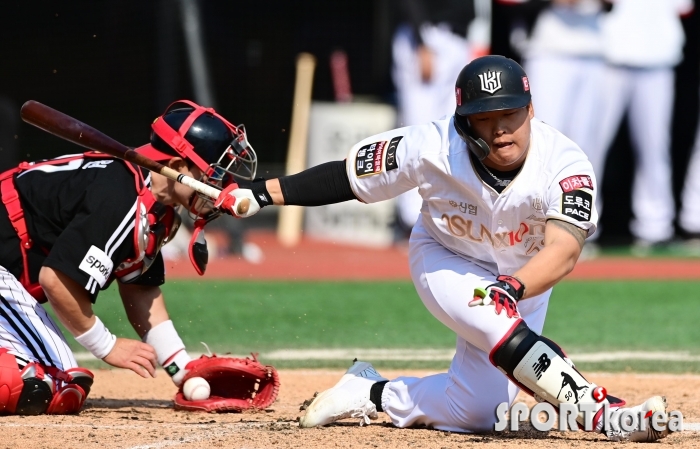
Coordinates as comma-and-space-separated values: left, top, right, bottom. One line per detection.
0, 0, 698, 260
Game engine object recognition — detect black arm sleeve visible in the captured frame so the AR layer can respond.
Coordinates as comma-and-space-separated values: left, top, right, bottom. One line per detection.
278, 161, 358, 206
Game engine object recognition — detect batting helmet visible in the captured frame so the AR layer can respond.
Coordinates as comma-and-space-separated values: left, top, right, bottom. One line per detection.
453, 55, 531, 160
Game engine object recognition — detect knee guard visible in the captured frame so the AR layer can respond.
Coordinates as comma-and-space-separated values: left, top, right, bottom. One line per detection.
490, 320, 622, 428
0, 349, 93, 415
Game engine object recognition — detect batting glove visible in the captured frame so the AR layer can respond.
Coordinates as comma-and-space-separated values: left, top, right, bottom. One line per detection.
469, 275, 525, 319
213, 184, 261, 218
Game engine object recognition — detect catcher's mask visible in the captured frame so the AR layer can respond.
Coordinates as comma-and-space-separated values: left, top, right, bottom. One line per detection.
136, 100, 258, 274
453, 55, 532, 160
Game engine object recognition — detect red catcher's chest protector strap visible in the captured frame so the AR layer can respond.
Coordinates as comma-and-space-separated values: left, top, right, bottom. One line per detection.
0, 153, 175, 300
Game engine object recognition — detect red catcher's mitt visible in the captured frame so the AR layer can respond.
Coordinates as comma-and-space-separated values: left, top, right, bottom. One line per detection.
173, 354, 280, 412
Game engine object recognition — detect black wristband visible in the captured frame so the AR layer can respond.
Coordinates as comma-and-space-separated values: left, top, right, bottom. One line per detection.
496, 275, 525, 301
238, 178, 272, 208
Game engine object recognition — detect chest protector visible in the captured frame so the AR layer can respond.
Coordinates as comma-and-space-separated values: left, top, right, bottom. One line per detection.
0, 152, 181, 301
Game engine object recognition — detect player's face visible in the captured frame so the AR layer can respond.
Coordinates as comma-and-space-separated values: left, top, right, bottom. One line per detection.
468, 103, 534, 170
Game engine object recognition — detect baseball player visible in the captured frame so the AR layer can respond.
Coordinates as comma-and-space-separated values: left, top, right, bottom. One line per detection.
0, 100, 257, 414
216, 56, 670, 441
594, 0, 694, 250
391, 0, 475, 232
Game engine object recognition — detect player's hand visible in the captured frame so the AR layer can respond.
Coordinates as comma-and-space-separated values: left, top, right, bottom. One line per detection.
102, 338, 157, 378
468, 275, 525, 319
417, 45, 434, 82
213, 184, 261, 218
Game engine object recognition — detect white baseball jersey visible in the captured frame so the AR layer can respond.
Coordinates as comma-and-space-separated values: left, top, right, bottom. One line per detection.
345, 117, 598, 276
601, 0, 694, 67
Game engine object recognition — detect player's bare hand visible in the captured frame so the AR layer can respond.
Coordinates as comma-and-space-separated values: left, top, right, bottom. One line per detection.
468, 275, 525, 319
102, 338, 157, 378
213, 184, 261, 218
418, 45, 434, 82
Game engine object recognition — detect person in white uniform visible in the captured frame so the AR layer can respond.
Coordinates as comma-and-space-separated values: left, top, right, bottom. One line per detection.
679, 78, 700, 243
523, 0, 605, 254
215, 56, 671, 442
595, 0, 694, 248
391, 0, 474, 232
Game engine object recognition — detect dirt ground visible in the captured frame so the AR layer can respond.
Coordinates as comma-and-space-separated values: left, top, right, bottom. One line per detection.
1, 369, 698, 449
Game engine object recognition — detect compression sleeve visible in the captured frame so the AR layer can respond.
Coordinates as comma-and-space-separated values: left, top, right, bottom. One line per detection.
278, 160, 358, 206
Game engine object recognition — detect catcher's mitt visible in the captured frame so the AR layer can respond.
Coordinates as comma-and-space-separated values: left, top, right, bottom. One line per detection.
173, 353, 280, 412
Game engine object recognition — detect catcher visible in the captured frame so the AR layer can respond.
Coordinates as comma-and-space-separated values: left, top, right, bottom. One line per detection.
0, 100, 278, 415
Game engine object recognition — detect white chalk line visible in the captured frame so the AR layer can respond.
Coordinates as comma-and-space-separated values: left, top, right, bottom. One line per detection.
73, 349, 700, 363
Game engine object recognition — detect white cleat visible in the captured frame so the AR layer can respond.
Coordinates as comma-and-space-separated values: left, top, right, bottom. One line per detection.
299, 360, 388, 428
605, 396, 670, 442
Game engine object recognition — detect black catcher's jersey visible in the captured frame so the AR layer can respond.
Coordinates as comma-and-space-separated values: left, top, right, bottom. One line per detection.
0, 155, 165, 302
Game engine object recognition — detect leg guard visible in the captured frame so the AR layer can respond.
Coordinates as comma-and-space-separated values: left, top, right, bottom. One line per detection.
45, 367, 94, 415
490, 320, 619, 428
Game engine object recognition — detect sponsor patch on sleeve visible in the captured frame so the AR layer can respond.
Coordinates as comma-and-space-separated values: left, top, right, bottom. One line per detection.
79, 245, 114, 288
559, 175, 593, 192
355, 141, 387, 177
561, 190, 593, 222
385, 136, 402, 172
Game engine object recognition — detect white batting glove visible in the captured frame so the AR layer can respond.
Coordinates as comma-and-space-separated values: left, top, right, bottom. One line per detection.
213, 184, 261, 218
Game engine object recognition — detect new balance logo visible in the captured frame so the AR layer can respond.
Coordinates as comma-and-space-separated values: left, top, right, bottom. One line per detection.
478, 70, 502, 94
532, 353, 550, 380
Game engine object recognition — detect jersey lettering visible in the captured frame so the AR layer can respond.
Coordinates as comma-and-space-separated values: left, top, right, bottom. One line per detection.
82, 160, 114, 169
79, 245, 114, 287
355, 141, 387, 177
559, 175, 593, 192
385, 136, 403, 171
441, 215, 543, 249
561, 190, 592, 222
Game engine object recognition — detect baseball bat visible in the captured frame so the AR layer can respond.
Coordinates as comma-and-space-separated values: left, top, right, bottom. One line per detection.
20, 100, 249, 215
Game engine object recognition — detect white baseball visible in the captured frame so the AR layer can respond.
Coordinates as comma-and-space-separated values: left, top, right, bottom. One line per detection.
183, 376, 210, 401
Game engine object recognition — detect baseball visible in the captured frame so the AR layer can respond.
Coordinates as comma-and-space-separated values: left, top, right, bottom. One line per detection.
183, 376, 210, 401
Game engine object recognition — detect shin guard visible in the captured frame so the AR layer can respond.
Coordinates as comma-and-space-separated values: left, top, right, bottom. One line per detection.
490, 320, 616, 428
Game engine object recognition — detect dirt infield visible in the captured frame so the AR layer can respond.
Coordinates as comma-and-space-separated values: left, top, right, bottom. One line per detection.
3, 369, 697, 448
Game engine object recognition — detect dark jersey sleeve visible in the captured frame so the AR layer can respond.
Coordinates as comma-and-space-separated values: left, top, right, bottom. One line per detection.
40, 163, 164, 302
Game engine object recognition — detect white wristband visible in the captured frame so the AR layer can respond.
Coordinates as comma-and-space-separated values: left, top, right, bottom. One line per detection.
75, 316, 117, 359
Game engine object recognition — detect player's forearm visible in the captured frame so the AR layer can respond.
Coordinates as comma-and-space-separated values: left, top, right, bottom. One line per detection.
39, 266, 96, 336
118, 283, 169, 338
512, 243, 579, 299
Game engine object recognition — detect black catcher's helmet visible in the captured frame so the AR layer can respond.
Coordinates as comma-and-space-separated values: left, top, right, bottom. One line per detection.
136, 100, 257, 218
453, 55, 532, 160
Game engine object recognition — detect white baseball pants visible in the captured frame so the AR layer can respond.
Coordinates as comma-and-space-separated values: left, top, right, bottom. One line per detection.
381, 225, 550, 432
680, 110, 700, 233
0, 265, 77, 370
595, 66, 676, 242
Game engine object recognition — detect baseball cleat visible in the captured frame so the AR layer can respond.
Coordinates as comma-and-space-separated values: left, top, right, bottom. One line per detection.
604, 396, 670, 442
299, 360, 387, 428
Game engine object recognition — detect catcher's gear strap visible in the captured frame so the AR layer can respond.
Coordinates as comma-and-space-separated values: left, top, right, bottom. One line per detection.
278, 160, 357, 206
490, 320, 612, 428
142, 320, 190, 386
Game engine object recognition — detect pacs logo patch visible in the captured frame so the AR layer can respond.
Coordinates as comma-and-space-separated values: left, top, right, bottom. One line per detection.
355, 141, 387, 177
79, 245, 114, 287
561, 190, 592, 222
559, 175, 593, 192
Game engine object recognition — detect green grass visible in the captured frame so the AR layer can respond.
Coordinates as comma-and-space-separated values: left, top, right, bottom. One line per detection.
52, 279, 700, 371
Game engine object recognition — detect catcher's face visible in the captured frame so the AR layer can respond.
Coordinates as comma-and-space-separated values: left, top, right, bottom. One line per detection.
468, 102, 533, 170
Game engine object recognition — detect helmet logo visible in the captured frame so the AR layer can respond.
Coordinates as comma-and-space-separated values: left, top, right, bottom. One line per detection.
478, 70, 502, 95
455, 87, 462, 106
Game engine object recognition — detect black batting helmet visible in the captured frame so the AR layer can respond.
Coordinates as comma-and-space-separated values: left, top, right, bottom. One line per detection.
453, 55, 532, 160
